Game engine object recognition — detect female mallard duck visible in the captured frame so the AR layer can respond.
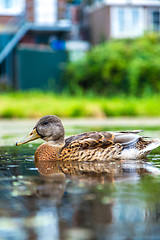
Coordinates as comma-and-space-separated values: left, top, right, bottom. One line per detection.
16, 115, 160, 161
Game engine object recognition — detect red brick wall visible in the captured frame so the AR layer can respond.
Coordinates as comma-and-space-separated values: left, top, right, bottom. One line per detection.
0, 16, 15, 24
58, 0, 66, 19
0, 0, 34, 24
26, 0, 34, 22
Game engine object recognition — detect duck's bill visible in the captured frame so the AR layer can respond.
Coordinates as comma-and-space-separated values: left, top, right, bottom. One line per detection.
16, 128, 41, 146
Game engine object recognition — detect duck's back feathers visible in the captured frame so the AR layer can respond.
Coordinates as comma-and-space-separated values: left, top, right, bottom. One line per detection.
59, 132, 119, 161
58, 131, 145, 161
60, 130, 160, 160
64, 130, 142, 150
64, 132, 114, 149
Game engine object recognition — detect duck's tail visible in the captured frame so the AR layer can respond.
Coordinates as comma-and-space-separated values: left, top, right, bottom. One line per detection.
140, 138, 160, 158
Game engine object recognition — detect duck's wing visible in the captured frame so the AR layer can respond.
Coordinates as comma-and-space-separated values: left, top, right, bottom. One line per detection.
64, 131, 142, 149
64, 132, 114, 149
113, 131, 142, 148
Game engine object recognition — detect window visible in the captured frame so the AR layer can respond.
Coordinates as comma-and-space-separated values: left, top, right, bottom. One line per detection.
35, 0, 57, 25
4, 0, 11, 8
111, 7, 144, 38
132, 8, 139, 28
0, 0, 25, 15
118, 8, 125, 32
152, 10, 160, 31
4, 0, 13, 9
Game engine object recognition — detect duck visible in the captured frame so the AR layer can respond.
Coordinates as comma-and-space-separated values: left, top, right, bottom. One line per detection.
16, 115, 160, 161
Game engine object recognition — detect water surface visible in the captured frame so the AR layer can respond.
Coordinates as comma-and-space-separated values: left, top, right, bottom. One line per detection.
1, 120, 160, 240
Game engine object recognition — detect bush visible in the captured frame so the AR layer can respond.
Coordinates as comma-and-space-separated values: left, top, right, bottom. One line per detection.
64, 33, 160, 96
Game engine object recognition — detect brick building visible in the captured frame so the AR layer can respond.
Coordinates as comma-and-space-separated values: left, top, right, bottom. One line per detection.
81, 0, 160, 45
0, 0, 79, 90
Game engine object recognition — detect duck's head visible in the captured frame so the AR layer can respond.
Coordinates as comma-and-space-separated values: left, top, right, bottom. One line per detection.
16, 115, 65, 146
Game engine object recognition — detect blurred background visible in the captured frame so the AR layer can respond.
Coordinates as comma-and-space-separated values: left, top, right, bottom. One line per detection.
1, 2, 160, 239
1, 0, 160, 118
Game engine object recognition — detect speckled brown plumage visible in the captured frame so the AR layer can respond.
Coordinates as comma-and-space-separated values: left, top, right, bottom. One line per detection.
34, 132, 122, 162
59, 131, 121, 161
16, 115, 160, 162
135, 138, 153, 150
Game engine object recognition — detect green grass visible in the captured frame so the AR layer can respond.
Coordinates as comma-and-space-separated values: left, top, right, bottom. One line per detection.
0, 91, 160, 118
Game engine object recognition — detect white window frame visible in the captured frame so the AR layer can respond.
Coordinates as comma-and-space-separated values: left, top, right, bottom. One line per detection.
111, 6, 145, 38
0, 0, 25, 15
34, 0, 57, 26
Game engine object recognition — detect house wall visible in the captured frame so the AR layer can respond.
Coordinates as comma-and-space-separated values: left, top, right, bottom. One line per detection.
0, 0, 59, 25
88, 3, 160, 43
89, 6, 110, 45
26, 0, 34, 22
0, 16, 14, 24
58, 0, 66, 20
0, 0, 25, 25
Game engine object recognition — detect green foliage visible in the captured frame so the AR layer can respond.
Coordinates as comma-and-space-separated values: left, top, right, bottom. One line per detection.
65, 33, 160, 96
1, 91, 160, 118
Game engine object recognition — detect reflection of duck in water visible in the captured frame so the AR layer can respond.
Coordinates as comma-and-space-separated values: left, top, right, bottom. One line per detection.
34, 158, 160, 192
16, 115, 160, 161
34, 157, 123, 177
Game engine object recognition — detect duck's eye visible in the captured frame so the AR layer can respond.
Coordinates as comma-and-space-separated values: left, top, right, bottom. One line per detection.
43, 121, 48, 125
